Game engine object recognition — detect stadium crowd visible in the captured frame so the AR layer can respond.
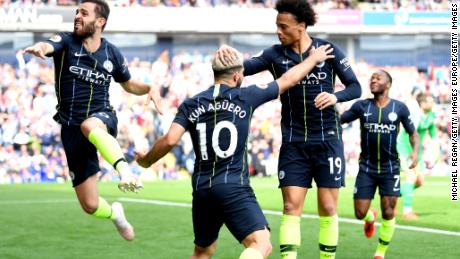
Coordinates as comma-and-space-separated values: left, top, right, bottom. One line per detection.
0, 0, 450, 11
0, 50, 451, 184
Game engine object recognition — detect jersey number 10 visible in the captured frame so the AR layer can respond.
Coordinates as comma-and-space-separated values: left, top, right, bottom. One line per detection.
196, 121, 238, 160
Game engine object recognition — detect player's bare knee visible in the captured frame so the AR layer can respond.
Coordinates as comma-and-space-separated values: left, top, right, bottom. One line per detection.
283, 202, 301, 215
257, 233, 272, 257
263, 242, 273, 257
192, 243, 216, 259
242, 229, 272, 257
354, 208, 367, 220
319, 203, 336, 216
382, 208, 395, 220
80, 200, 98, 214
80, 122, 93, 138
80, 118, 105, 137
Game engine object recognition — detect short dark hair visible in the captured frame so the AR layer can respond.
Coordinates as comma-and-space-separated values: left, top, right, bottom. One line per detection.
82, 0, 110, 30
416, 92, 432, 105
275, 0, 316, 26
379, 69, 393, 85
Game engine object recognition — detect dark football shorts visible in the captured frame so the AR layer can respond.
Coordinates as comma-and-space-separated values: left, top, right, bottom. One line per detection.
277, 139, 345, 188
354, 165, 401, 199
192, 184, 269, 248
61, 110, 118, 187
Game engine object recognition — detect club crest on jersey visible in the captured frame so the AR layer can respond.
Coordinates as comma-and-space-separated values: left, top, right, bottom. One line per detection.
388, 112, 398, 122
316, 61, 325, 68
103, 60, 113, 73
278, 170, 285, 180
49, 34, 62, 43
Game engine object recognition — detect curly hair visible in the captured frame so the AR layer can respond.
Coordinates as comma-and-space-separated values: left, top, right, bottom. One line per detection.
275, 0, 316, 26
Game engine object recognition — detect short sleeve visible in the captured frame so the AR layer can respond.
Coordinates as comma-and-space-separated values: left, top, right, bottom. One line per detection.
110, 46, 131, 83
400, 103, 416, 135
45, 32, 72, 57
243, 81, 279, 109
173, 102, 192, 131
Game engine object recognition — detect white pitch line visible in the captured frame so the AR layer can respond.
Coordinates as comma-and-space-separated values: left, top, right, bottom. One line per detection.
118, 197, 460, 237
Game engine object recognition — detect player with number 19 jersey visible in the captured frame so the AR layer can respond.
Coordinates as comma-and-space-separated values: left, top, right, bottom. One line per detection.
173, 82, 279, 191
243, 38, 361, 188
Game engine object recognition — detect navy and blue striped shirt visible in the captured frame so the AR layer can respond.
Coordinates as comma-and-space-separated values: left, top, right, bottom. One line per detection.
173, 82, 279, 191
341, 99, 416, 174
244, 38, 361, 143
46, 32, 131, 126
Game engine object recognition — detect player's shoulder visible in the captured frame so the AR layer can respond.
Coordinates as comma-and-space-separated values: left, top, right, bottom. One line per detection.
313, 37, 340, 50
183, 87, 214, 104
258, 44, 284, 58
102, 38, 122, 53
354, 98, 372, 108
391, 99, 409, 110
48, 32, 73, 44
59, 31, 74, 39
313, 37, 332, 46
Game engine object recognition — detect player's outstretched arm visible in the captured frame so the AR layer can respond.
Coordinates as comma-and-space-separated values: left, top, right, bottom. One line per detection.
408, 132, 420, 169
276, 45, 334, 94
340, 102, 360, 124
135, 122, 185, 168
121, 79, 163, 115
23, 42, 54, 60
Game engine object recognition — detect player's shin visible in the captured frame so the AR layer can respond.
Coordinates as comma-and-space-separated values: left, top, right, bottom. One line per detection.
319, 215, 338, 259
375, 218, 395, 257
88, 127, 128, 173
280, 214, 301, 259
402, 182, 415, 214
363, 210, 376, 222
88, 128, 140, 191
90, 197, 114, 219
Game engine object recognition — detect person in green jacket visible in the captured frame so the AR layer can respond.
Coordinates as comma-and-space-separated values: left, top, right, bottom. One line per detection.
397, 92, 437, 220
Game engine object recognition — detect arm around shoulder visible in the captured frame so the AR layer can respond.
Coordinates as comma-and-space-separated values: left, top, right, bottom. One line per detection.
277, 45, 335, 94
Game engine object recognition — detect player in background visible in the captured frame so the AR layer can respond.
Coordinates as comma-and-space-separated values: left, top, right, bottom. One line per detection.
341, 70, 419, 259
397, 92, 437, 219
23, 0, 162, 241
218, 1, 361, 258
135, 45, 334, 259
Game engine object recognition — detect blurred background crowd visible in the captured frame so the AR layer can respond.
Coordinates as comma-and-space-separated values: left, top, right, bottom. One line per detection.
0, 0, 452, 184
0, 0, 451, 11
0, 48, 451, 184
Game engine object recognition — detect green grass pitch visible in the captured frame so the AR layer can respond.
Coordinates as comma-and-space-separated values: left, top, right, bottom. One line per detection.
0, 176, 458, 258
